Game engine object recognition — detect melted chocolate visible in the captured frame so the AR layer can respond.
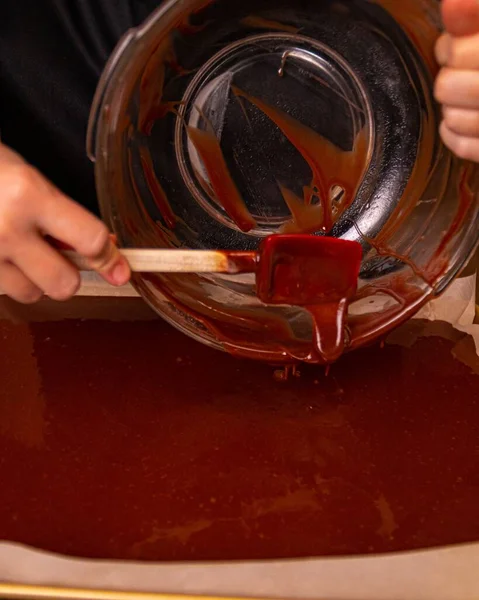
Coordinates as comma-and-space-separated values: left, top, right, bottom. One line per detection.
139, 147, 177, 230
372, 0, 440, 76
233, 86, 369, 233
138, 38, 177, 137
0, 310, 478, 561
187, 126, 257, 232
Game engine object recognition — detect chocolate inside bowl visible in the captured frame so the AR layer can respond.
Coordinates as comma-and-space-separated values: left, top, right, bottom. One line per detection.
1, 295, 479, 562
89, 0, 479, 364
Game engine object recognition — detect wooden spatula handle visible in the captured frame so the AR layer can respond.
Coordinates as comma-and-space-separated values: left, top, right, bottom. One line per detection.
62, 249, 231, 273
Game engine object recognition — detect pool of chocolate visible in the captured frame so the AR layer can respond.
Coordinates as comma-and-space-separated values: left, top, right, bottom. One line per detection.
0, 297, 478, 562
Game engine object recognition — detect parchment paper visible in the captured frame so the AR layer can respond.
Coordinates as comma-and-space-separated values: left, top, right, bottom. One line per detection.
0, 274, 478, 600
1, 540, 479, 600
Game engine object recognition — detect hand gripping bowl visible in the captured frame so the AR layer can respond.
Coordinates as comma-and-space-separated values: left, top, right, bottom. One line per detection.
87, 0, 479, 364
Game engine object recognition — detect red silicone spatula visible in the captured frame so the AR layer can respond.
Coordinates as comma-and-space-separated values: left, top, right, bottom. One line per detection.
256, 235, 362, 305
256, 235, 363, 362
64, 234, 362, 361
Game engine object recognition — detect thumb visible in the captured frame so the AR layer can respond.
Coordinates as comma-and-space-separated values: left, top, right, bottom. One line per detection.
442, 0, 479, 36
86, 235, 131, 287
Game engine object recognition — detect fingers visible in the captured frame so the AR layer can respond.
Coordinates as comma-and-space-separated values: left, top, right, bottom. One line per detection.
435, 34, 451, 66
435, 68, 479, 108
0, 261, 43, 304
12, 236, 81, 301
439, 120, 479, 161
435, 0, 479, 161
0, 150, 130, 304
436, 32, 479, 69
37, 192, 130, 287
442, 0, 479, 37
443, 106, 479, 136
82, 234, 131, 286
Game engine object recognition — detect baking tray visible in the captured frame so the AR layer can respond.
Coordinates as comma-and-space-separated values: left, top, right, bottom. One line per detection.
1, 274, 478, 600
0, 585, 258, 600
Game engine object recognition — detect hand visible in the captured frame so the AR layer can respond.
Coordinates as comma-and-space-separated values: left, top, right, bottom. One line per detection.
0, 143, 130, 303
435, 0, 479, 162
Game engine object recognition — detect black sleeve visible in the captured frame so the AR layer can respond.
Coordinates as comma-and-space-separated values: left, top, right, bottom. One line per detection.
0, 0, 159, 215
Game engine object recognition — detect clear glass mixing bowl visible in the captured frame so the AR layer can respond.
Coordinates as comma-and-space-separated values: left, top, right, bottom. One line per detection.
88, 0, 479, 363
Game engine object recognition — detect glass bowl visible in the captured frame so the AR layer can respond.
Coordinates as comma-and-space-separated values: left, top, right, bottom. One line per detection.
88, 0, 479, 364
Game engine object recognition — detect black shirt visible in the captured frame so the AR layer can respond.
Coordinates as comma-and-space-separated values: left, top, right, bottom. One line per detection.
0, 1, 161, 215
